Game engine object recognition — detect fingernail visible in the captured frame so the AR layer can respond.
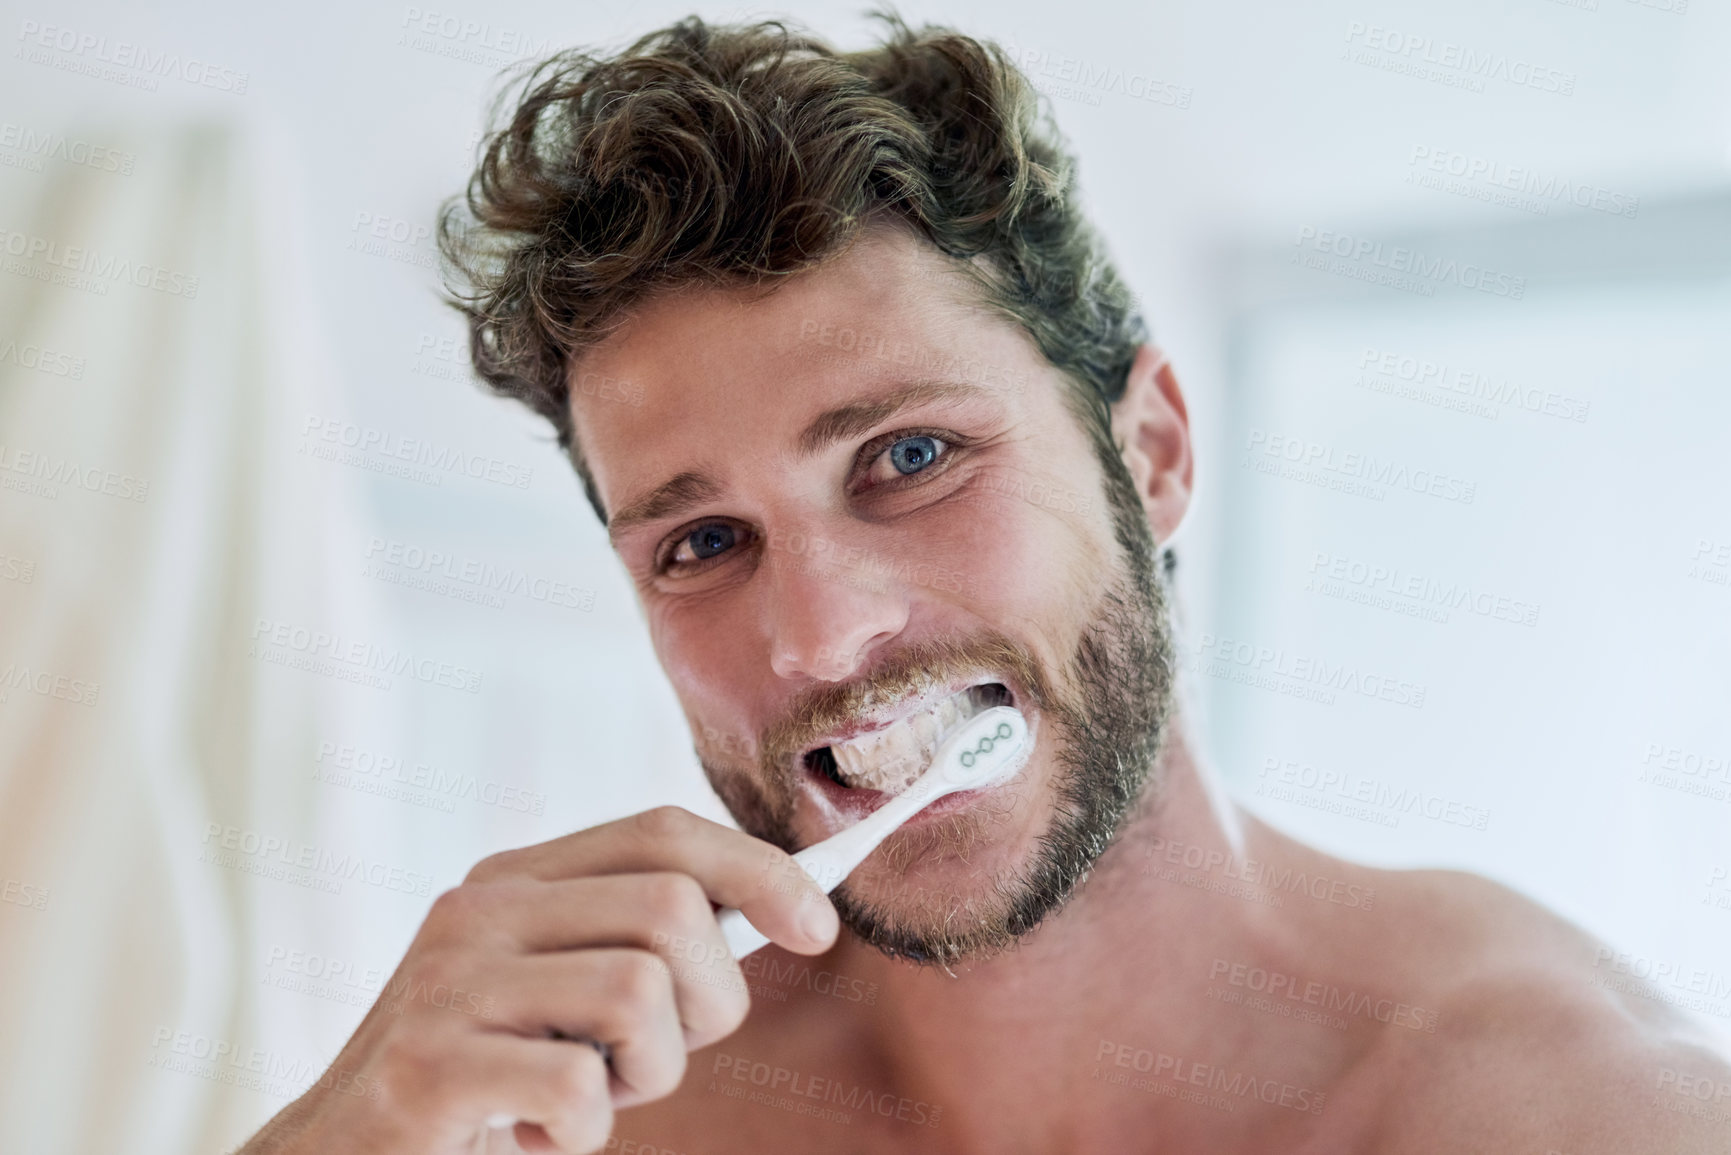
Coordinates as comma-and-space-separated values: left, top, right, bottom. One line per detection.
801, 899, 836, 944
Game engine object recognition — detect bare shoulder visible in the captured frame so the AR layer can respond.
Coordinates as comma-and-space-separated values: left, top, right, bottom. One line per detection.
1349, 868, 1731, 1155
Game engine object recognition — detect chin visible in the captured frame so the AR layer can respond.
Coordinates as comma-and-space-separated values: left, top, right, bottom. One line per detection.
819, 753, 1064, 960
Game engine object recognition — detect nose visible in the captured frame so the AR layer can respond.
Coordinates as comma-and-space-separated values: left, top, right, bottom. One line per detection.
764, 532, 909, 682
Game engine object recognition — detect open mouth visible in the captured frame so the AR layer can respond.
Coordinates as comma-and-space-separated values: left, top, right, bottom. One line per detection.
802, 682, 1014, 795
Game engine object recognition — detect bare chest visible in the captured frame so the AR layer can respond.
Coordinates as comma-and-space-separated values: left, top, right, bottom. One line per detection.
611, 1052, 952, 1155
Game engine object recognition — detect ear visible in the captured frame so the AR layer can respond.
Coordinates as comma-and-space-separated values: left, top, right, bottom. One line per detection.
1108, 344, 1193, 544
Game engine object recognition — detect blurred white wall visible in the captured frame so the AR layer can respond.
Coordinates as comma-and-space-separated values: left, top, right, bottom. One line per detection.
0, 0, 1727, 1150
1213, 200, 1731, 1045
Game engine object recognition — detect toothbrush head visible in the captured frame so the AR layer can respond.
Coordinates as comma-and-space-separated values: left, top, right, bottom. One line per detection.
909, 705, 1029, 802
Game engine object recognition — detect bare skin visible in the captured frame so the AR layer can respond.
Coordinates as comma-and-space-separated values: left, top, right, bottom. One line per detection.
609, 722, 1731, 1155
241, 224, 1729, 1154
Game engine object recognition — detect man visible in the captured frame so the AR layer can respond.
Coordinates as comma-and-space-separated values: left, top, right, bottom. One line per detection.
242, 15, 1729, 1154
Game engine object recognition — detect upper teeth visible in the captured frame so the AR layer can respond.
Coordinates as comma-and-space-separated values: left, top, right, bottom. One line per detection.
829, 685, 1001, 794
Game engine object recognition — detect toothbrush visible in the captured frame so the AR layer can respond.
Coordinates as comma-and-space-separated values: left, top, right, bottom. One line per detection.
478, 706, 1027, 1139
716, 704, 1029, 958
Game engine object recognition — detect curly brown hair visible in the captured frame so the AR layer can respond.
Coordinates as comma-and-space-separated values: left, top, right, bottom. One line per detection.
438, 11, 1149, 525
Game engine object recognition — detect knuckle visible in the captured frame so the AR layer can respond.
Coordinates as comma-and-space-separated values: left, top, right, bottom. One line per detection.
639, 1043, 688, 1100
464, 849, 517, 884
685, 984, 750, 1047
711, 980, 753, 1035
427, 884, 486, 927
546, 1048, 613, 1152
552, 1044, 608, 1108
564, 1123, 612, 1155
633, 805, 695, 843
424, 880, 525, 944
555, 1109, 613, 1155
605, 952, 672, 1024
640, 871, 709, 928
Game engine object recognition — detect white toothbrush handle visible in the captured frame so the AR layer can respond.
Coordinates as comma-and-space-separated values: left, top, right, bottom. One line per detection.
718, 788, 931, 958
715, 907, 772, 958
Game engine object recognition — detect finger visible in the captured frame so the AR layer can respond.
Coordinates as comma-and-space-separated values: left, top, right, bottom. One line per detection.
512, 1037, 613, 1154
465, 807, 838, 953
469, 874, 752, 1046
462, 874, 732, 957
483, 948, 688, 1108
431, 1033, 613, 1154
408, 875, 749, 1058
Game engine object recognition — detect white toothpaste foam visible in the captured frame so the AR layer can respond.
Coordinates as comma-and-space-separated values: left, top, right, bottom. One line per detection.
829, 684, 1004, 794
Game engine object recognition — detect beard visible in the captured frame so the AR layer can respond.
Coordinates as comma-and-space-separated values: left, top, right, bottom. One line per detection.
702, 444, 1175, 968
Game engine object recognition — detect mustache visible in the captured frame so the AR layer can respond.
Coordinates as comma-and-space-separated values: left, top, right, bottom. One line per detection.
755, 630, 1054, 780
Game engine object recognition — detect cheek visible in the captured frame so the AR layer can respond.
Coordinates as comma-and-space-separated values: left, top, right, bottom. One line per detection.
944, 467, 1115, 627
646, 596, 755, 719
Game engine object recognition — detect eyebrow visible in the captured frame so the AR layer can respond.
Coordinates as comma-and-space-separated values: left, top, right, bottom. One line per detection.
608, 470, 725, 540
607, 379, 992, 542
795, 380, 986, 457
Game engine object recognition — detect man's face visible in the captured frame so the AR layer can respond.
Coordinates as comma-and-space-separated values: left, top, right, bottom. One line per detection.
572, 226, 1174, 965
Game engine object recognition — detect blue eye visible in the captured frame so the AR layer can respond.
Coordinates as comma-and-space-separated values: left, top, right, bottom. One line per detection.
663, 521, 746, 574
888, 435, 942, 475
687, 524, 735, 559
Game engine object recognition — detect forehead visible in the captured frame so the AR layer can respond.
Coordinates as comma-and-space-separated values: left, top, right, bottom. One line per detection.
566, 227, 1037, 517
